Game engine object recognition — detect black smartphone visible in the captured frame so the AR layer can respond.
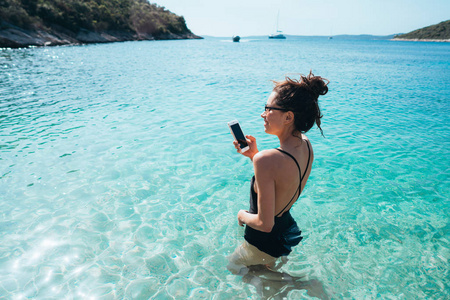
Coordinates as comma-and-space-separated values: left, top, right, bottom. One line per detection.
228, 120, 249, 152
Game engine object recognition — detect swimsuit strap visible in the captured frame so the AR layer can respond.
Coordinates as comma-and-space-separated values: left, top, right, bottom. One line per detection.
302, 140, 311, 181
274, 140, 311, 217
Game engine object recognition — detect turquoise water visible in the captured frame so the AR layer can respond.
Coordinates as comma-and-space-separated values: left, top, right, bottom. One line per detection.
1, 37, 449, 299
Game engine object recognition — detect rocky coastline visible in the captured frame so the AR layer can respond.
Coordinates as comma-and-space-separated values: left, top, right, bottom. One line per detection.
392, 38, 450, 42
0, 22, 202, 49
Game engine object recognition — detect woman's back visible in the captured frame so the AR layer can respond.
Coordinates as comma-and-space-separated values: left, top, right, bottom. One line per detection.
253, 136, 313, 217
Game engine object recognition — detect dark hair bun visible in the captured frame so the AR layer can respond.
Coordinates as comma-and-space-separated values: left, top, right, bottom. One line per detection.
307, 76, 329, 98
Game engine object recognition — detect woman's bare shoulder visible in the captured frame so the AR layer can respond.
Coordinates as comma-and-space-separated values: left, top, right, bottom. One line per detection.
253, 149, 283, 167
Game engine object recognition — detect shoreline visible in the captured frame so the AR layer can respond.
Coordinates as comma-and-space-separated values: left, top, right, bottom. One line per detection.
392, 38, 450, 42
0, 25, 202, 49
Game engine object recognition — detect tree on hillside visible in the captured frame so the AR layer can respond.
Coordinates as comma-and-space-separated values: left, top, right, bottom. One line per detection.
0, 0, 192, 36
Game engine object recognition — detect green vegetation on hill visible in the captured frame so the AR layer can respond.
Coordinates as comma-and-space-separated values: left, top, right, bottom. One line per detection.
395, 20, 450, 40
0, 0, 191, 36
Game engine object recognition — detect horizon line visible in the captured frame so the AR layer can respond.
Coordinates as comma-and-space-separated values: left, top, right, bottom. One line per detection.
199, 33, 401, 38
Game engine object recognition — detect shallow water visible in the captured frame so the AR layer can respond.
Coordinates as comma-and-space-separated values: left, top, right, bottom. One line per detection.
1, 37, 449, 299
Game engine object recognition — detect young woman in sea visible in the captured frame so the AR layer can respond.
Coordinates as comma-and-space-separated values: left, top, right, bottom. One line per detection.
228, 72, 329, 274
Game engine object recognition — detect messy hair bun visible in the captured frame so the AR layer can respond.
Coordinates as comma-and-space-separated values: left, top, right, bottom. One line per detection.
272, 71, 329, 136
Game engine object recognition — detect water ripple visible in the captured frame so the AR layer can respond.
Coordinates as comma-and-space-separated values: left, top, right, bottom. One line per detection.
0, 39, 449, 299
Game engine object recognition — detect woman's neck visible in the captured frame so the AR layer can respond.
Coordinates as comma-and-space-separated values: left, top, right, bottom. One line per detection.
278, 130, 303, 150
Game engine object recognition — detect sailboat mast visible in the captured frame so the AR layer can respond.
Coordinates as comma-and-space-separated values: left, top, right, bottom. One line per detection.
276, 10, 280, 32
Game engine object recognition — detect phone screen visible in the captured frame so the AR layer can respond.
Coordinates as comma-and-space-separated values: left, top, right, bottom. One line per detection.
230, 123, 248, 149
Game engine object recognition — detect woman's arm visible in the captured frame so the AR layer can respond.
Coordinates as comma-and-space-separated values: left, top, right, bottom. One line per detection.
237, 151, 276, 232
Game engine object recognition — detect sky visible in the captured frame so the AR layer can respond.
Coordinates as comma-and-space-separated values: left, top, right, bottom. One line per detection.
152, 0, 450, 37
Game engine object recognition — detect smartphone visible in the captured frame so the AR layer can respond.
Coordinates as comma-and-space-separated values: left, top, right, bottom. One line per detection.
228, 120, 249, 153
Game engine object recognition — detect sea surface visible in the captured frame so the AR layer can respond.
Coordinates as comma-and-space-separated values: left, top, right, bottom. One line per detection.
1, 37, 449, 299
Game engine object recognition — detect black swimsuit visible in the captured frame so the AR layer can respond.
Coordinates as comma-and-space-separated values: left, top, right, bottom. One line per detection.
244, 141, 311, 258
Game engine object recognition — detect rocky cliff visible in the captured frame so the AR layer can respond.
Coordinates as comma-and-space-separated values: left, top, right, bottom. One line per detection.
0, 0, 202, 48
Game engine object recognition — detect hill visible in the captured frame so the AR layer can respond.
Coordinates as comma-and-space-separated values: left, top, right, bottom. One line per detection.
394, 20, 450, 41
0, 0, 202, 48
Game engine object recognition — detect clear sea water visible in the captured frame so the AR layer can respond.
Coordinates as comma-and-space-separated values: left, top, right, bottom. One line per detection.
0, 37, 449, 299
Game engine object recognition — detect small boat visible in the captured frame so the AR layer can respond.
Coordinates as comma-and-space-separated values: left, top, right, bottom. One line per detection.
232, 36, 240, 42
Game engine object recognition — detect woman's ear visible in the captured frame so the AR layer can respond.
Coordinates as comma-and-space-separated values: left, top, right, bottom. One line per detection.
285, 111, 294, 124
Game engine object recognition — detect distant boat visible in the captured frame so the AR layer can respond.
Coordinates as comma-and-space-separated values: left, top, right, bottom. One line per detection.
269, 11, 286, 39
232, 36, 240, 42
329, 36, 333, 40
269, 32, 286, 39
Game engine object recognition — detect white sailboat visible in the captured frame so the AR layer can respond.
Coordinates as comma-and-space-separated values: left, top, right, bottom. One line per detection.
269, 11, 286, 39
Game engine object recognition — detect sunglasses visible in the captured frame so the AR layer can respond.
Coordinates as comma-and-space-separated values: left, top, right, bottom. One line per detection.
264, 105, 289, 112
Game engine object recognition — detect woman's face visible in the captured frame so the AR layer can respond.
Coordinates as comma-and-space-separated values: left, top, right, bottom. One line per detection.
261, 92, 287, 135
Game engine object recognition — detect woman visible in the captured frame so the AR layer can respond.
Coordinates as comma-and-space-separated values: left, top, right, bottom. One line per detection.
228, 72, 329, 273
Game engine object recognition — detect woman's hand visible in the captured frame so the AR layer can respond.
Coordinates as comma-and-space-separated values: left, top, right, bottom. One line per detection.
237, 210, 248, 227
233, 135, 259, 160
